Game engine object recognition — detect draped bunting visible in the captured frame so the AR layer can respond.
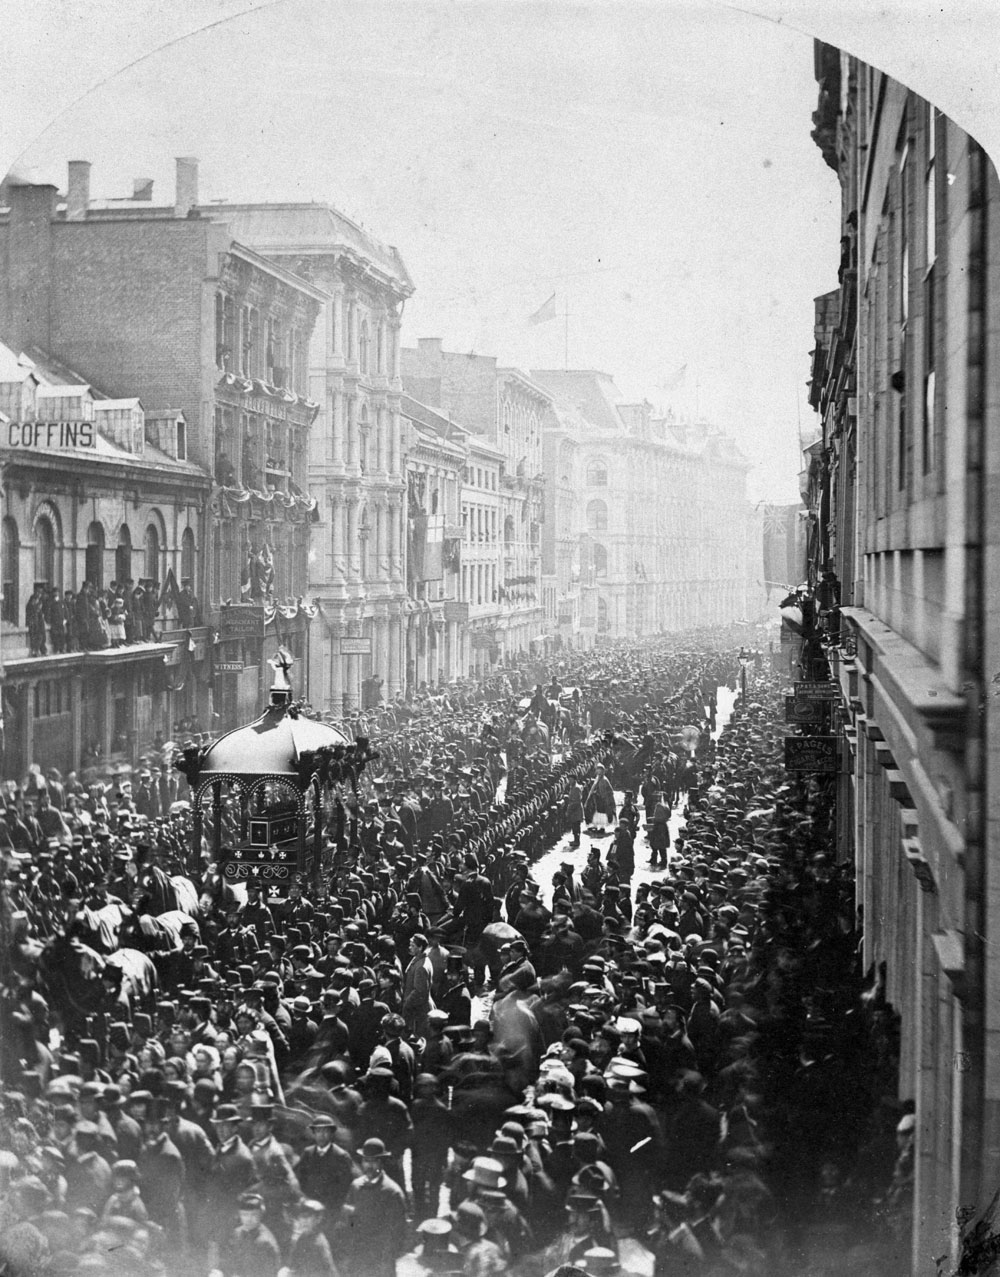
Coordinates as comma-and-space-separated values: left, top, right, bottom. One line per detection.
218, 483, 318, 519
256, 598, 320, 627
218, 372, 319, 417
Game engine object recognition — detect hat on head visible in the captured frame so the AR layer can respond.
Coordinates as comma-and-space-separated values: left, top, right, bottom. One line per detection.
360, 1137, 390, 1159
462, 1157, 507, 1190
238, 1192, 264, 1210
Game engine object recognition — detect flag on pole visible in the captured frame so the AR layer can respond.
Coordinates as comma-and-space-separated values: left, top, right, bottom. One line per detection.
527, 292, 557, 325
656, 363, 687, 392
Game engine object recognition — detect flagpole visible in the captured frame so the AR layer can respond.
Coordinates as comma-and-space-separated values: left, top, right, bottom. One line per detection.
564, 295, 569, 370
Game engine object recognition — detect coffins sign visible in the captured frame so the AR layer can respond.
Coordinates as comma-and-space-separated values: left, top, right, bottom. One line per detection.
2, 420, 97, 451
784, 735, 838, 772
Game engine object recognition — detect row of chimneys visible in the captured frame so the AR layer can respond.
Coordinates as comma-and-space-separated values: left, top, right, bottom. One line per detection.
64, 157, 199, 220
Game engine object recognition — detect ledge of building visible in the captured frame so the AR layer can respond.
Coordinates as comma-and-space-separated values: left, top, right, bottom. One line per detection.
840, 607, 966, 753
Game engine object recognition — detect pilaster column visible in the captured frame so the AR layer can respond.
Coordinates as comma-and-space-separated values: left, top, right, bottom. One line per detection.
331, 499, 346, 583
388, 615, 402, 696
388, 502, 402, 582
346, 396, 358, 469
331, 390, 344, 465
390, 407, 401, 476
347, 500, 360, 581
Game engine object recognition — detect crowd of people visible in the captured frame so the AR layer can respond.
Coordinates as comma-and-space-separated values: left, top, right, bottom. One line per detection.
0, 630, 913, 1277
24, 580, 203, 658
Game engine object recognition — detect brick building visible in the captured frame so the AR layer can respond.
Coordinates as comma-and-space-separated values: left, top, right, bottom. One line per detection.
0, 342, 210, 777
807, 43, 1000, 1272
401, 340, 548, 666
0, 162, 326, 731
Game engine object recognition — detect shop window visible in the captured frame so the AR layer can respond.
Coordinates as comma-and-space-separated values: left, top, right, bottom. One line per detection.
2, 516, 19, 623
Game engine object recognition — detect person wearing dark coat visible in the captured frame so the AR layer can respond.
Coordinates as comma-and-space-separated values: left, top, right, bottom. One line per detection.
209, 1104, 258, 1238
220, 1192, 281, 1277
284, 1200, 339, 1277
295, 1115, 356, 1223
137, 1106, 186, 1246
342, 1139, 408, 1277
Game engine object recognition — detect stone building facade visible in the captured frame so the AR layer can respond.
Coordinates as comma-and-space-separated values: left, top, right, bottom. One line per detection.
808, 43, 1000, 1273
400, 394, 467, 689
532, 369, 752, 641
0, 342, 210, 777
206, 201, 414, 718
401, 341, 548, 665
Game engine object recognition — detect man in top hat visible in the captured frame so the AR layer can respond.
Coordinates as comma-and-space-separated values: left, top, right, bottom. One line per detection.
206, 1104, 256, 1243
246, 1101, 300, 1249
344, 1138, 408, 1277
136, 1096, 185, 1246
296, 1114, 356, 1226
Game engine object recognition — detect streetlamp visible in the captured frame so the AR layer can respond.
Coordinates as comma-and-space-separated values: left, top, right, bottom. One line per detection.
738, 646, 750, 700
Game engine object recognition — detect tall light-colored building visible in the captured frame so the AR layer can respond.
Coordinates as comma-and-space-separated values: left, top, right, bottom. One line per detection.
808, 41, 1000, 1273
532, 369, 752, 640
401, 340, 549, 666
204, 199, 414, 718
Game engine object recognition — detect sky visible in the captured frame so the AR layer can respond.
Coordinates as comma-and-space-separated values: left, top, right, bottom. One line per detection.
1, 0, 979, 502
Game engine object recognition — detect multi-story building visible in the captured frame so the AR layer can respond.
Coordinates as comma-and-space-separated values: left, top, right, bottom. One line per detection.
808, 42, 1000, 1274
0, 341, 210, 776
401, 340, 548, 666
461, 435, 506, 674
203, 198, 414, 717
0, 162, 326, 731
400, 394, 467, 689
540, 395, 596, 649
532, 369, 752, 640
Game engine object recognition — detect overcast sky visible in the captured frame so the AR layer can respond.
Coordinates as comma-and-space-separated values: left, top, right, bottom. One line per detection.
1, 0, 870, 500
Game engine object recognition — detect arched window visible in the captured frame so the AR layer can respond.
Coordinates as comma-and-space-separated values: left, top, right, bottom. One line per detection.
144, 523, 161, 585
586, 459, 608, 487
593, 542, 608, 577
586, 499, 608, 533
86, 522, 105, 590
504, 515, 515, 544
115, 525, 132, 586
597, 596, 609, 633
2, 516, 19, 624
34, 516, 56, 586
359, 321, 370, 375
181, 528, 196, 589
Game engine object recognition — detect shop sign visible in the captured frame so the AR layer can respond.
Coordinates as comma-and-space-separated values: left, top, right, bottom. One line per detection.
2, 420, 96, 451
784, 735, 838, 772
220, 605, 265, 640
215, 661, 245, 674
784, 696, 824, 723
340, 636, 372, 655
793, 681, 839, 701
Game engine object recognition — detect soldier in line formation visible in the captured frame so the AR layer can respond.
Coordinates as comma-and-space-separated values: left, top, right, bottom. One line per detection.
0, 632, 905, 1277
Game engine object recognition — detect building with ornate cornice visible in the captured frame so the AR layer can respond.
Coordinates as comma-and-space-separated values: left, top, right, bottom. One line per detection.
807, 42, 1000, 1275
401, 341, 548, 666
532, 369, 752, 641
204, 200, 414, 720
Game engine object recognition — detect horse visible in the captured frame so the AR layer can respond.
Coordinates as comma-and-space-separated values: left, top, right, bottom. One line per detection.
520, 716, 550, 754
133, 864, 201, 918
35, 934, 158, 1041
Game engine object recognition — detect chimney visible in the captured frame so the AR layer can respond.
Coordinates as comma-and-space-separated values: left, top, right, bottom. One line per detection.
66, 160, 91, 221
174, 156, 199, 218
133, 178, 154, 202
